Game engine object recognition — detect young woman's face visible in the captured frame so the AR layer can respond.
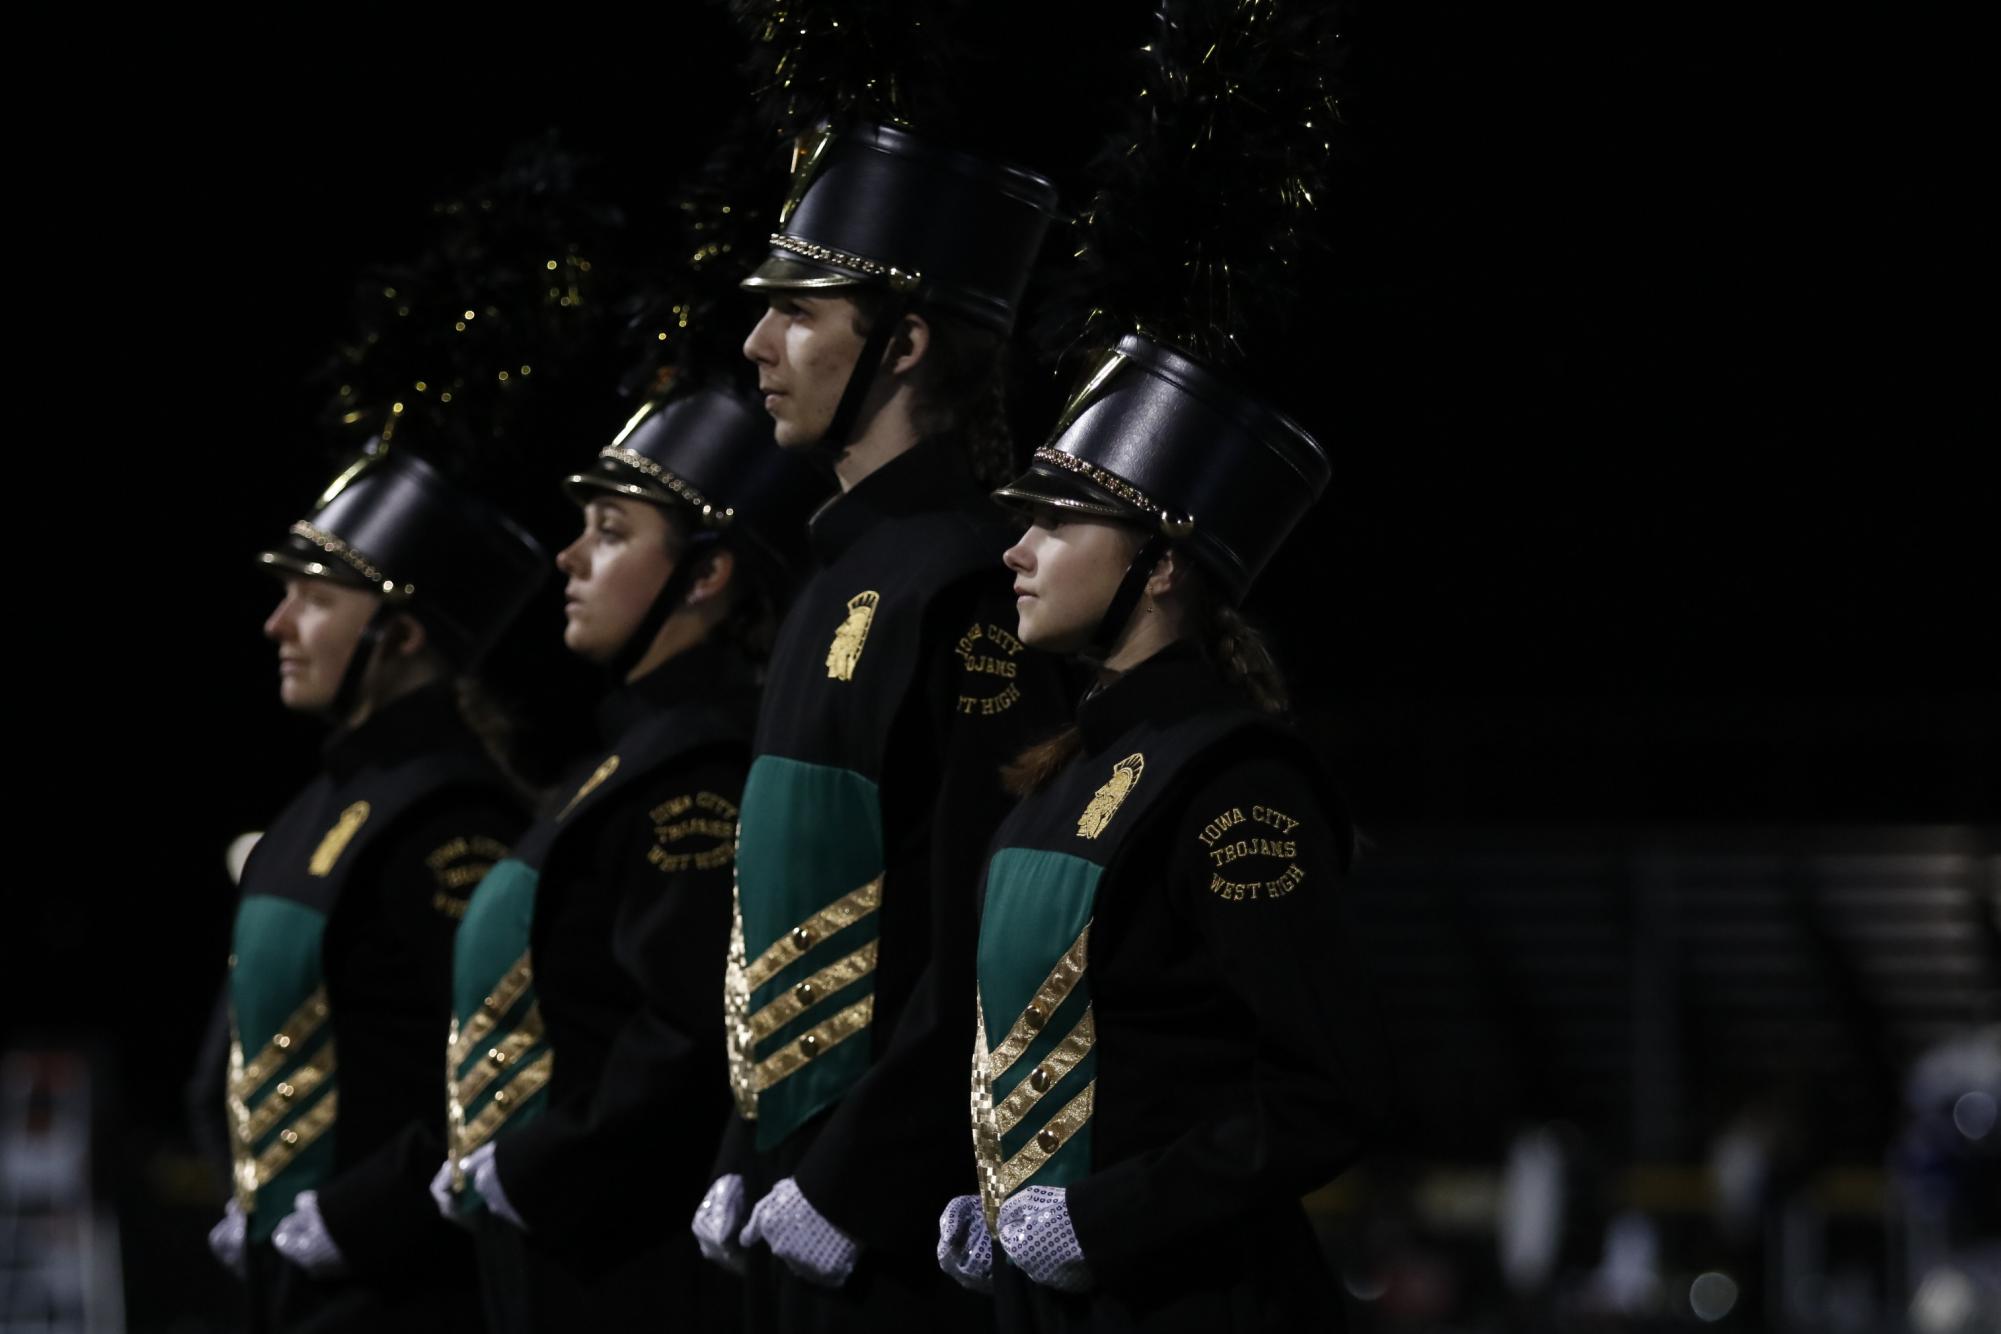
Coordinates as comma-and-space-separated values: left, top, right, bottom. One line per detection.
263, 576, 381, 712
1003, 512, 1147, 652
741, 293, 867, 449
555, 496, 678, 662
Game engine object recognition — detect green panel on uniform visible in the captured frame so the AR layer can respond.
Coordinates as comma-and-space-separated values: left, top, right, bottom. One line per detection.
977, 848, 1101, 1050
453, 858, 538, 1026
738, 756, 885, 977
737, 755, 886, 1148
229, 895, 337, 1240
230, 895, 327, 1050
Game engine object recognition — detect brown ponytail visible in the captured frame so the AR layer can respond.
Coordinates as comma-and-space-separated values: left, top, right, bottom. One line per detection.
1203, 600, 1290, 715
454, 675, 536, 803
1001, 726, 1084, 797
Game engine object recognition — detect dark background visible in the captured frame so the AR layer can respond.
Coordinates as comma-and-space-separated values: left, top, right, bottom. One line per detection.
16, 4, 1992, 1328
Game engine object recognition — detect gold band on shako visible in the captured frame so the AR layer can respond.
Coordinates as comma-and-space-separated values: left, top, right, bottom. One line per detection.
595, 447, 735, 526
766, 233, 923, 294
284, 521, 416, 598
1030, 449, 1196, 539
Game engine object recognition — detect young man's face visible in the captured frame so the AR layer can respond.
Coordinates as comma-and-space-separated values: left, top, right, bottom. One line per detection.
742, 292, 867, 449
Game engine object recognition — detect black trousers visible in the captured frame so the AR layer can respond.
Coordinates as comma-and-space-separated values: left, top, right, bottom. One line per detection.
736, 1137, 994, 1334
474, 1211, 738, 1334
987, 1214, 1345, 1334
244, 1238, 484, 1334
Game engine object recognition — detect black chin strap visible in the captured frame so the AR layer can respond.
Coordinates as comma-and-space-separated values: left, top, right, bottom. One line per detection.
817, 288, 916, 459
329, 603, 397, 726
1085, 535, 1168, 662
606, 532, 723, 683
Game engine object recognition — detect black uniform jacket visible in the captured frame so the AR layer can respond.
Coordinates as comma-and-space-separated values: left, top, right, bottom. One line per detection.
232, 684, 522, 1333
977, 644, 1377, 1334
492, 640, 755, 1266
716, 436, 1074, 1267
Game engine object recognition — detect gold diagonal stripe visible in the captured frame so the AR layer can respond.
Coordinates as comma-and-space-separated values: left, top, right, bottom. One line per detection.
988, 924, 1091, 1081
454, 1050, 555, 1159
748, 942, 879, 1042
724, 884, 758, 1120
994, 1007, 1094, 1136
232, 988, 331, 1097
238, 1043, 338, 1145
995, 1080, 1095, 1199
450, 1006, 545, 1107
226, 1033, 257, 1212
450, 953, 535, 1066
251, 1090, 339, 1187
745, 877, 883, 992
972, 995, 1006, 1234
752, 996, 873, 1093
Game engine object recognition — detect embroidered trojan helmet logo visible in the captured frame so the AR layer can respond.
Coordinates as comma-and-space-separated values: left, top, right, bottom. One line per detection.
309, 801, 372, 876
825, 591, 880, 681
1077, 753, 1145, 840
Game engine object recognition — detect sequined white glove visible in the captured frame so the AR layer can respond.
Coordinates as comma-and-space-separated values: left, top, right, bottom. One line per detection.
997, 1185, 1091, 1293
271, 1190, 348, 1277
459, 1142, 525, 1230
692, 1174, 749, 1274
207, 1198, 247, 1277
936, 1194, 994, 1293
739, 1177, 858, 1288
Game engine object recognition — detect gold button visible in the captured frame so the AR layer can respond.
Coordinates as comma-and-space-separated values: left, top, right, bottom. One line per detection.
274, 1035, 292, 1049
794, 981, 817, 1004
1024, 1007, 1046, 1033
1029, 1066, 1053, 1093
799, 1034, 820, 1058
487, 1048, 507, 1067
281, 1130, 300, 1145
791, 926, 816, 951
483, 995, 503, 1016
493, 1089, 510, 1106
276, 1082, 295, 1100
1036, 1129, 1060, 1154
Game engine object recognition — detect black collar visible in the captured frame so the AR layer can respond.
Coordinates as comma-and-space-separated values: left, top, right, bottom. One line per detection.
807, 434, 982, 564
323, 682, 468, 781
594, 638, 752, 742
1075, 639, 1235, 753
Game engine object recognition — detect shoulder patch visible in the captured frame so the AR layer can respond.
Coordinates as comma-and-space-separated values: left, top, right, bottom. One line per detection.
825, 591, 880, 681
953, 620, 1026, 717
649, 791, 740, 875
426, 834, 510, 918
1196, 802, 1307, 902
308, 801, 371, 877
1077, 753, 1145, 840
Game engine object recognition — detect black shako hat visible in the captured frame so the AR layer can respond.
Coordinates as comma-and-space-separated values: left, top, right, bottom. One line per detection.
563, 386, 830, 583
740, 122, 1059, 334
259, 450, 547, 666
993, 334, 1331, 603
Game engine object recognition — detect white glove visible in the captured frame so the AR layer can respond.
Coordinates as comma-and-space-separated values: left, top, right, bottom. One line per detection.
739, 1177, 858, 1288
427, 1158, 475, 1228
936, 1194, 994, 1293
997, 1185, 1091, 1293
271, 1190, 348, 1277
692, 1174, 749, 1275
459, 1142, 526, 1230
207, 1198, 247, 1277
